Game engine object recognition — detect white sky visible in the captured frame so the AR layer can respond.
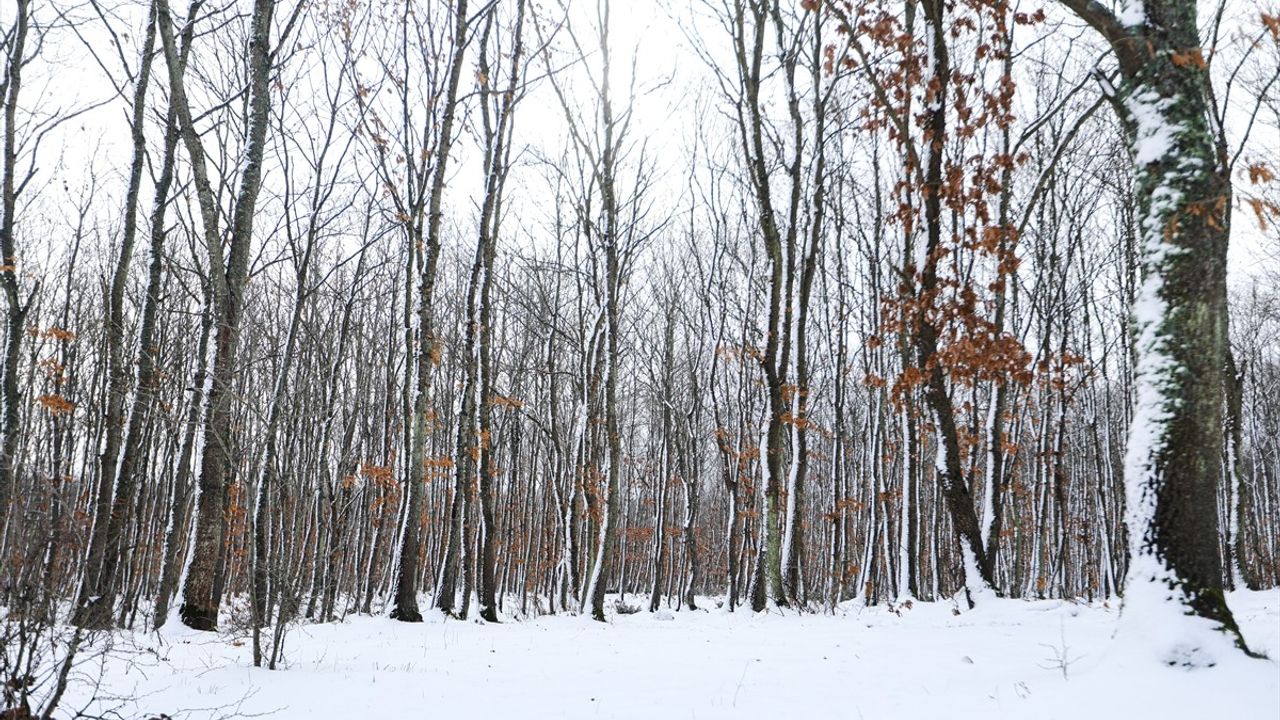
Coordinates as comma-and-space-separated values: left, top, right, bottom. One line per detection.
1, 0, 1274, 286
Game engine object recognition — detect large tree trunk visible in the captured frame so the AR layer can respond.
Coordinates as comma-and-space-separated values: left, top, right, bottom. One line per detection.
1061, 0, 1250, 659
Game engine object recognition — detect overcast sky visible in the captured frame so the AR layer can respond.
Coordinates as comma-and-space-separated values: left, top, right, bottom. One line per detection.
2, 0, 1274, 286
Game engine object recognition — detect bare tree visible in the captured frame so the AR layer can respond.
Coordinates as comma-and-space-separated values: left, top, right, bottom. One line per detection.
156, 0, 285, 631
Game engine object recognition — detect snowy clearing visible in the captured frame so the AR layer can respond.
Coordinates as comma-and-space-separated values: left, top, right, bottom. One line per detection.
63, 590, 1280, 720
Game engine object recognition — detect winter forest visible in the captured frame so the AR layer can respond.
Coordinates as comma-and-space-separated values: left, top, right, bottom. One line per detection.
1, 0, 1278, 717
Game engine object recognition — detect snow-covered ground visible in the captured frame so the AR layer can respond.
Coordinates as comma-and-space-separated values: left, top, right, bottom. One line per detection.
61, 590, 1280, 719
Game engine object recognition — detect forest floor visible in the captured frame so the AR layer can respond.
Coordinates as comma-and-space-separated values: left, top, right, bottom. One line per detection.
59, 589, 1280, 719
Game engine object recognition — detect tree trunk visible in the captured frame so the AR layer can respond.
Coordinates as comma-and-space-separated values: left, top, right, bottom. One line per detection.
157, 0, 278, 631
76, 0, 164, 630
0, 0, 31, 552
1061, 0, 1250, 658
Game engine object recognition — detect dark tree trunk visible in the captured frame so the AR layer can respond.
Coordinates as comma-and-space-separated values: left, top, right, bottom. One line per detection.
76, 0, 164, 630
916, 0, 995, 602
394, 0, 470, 624
1061, 0, 1250, 655
156, 0, 278, 631
0, 0, 31, 551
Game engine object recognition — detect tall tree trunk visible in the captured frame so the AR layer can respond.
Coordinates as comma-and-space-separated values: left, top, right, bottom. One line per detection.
0, 0, 32, 552
157, 0, 278, 631
76, 0, 163, 630
916, 0, 995, 604
394, 0, 470, 623
1061, 0, 1250, 658
153, 285, 212, 629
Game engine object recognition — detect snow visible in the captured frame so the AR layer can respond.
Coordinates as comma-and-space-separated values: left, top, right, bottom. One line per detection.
1110, 33, 1240, 664
1118, 1, 1145, 28
1126, 89, 1178, 166
56, 590, 1280, 719
1119, 78, 1229, 666
980, 400, 997, 553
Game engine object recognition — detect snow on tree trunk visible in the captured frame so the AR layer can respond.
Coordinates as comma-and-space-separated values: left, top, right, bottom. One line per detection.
1062, 0, 1256, 664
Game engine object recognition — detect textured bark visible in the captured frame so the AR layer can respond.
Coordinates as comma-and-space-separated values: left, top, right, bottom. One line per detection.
157, 0, 278, 631
0, 0, 31, 551
1224, 349, 1247, 588
1061, 0, 1248, 652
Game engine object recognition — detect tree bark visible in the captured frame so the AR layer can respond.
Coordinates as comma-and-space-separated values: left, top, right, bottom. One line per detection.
1060, 0, 1250, 656
157, 0, 278, 631
0, 0, 32, 552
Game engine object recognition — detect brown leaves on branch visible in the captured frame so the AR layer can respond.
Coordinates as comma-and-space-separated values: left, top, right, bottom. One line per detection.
1170, 48, 1207, 69
35, 394, 75, 416
1242, 162, 1278, 230
1262, 14, 1280, 41
45, 327, 77, 342
1013, 9, 1046, 26
1248, 163, 1275, 185
490, 394, 524, 410
1246, 197, 1280, 230
848, 0, 1076, 410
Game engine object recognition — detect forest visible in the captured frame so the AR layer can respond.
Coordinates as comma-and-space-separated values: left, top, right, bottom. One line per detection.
1, 0, 1278, 717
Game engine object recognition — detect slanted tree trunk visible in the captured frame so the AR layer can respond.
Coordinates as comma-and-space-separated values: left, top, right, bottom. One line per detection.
390, 0, 470, 623
112, 66, 182, 631
915, 0, 995, 603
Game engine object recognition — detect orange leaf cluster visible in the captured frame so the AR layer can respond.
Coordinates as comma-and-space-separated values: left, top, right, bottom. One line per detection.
1170, 48, 1207, 69
1261, 13, 1280, 41
490, 394, 524, 410
42, 326, 77, 342
1248, 163, 1275, 185
361, 463, 395, 483
423, 455, 454, 480
1246, 197, 1280, 230
36, 394, 75, 416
